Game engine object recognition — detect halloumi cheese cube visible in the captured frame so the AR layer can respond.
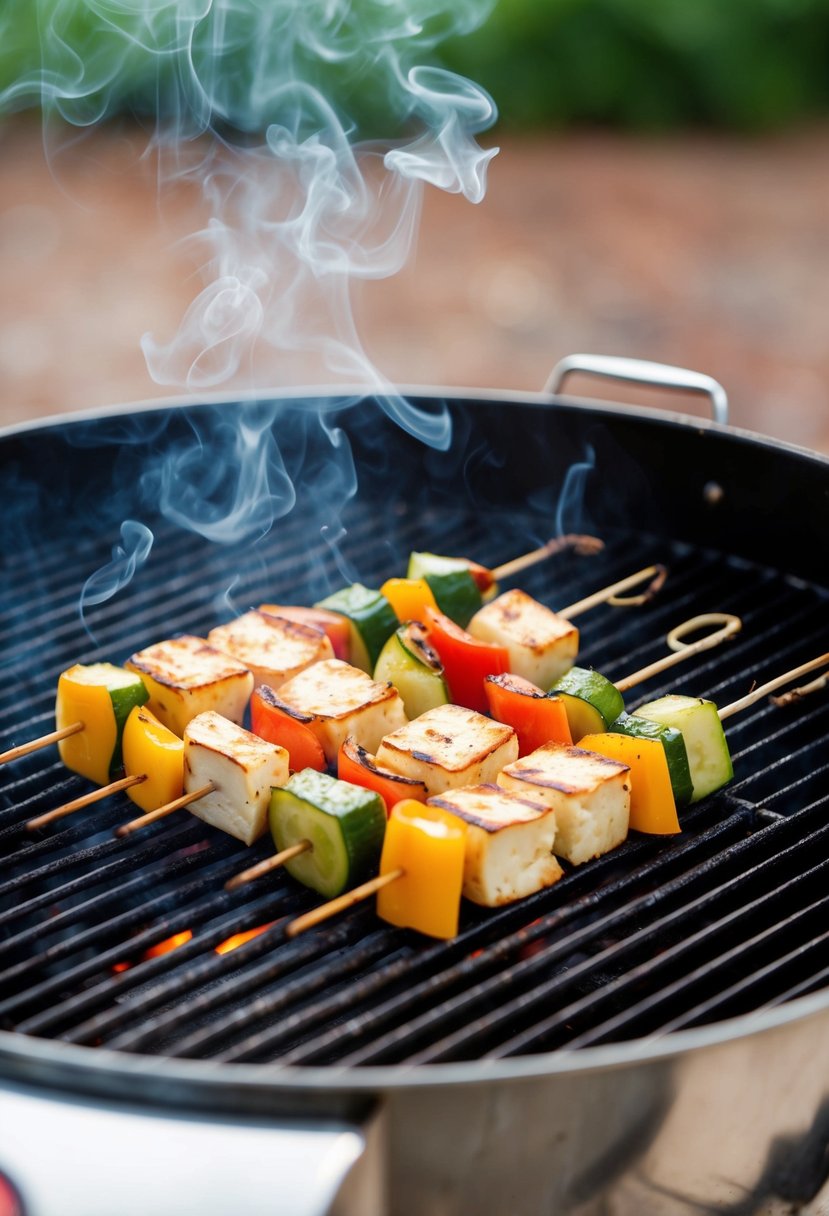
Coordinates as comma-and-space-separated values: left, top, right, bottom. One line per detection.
126, 635, 254, 737
376, 703, 518, 796
428, 783, 563, 906
183, 711, 289, 845
497, 742, 630, 866
275, 658, 407, 765
468, 588, 578, 686
207, 610, 334, 691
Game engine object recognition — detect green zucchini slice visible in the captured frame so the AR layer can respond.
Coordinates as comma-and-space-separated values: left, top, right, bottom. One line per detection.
269, 769, 386, 897
610, 710, 694, 806
406, 552, 483, 627
373, 622, 449, 718
549, 666, 625, 742
315, 583, 398, 671
633, 694, 733, 802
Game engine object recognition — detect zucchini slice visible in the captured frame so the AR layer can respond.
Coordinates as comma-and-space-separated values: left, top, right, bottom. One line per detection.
549, 666, 625, 742
374, 622, 449, 718
406, 552, 483, 627
269, 769, 386, 897
315, 584, 398, 671
610, 711, 694, 806
633, 694, 733, 802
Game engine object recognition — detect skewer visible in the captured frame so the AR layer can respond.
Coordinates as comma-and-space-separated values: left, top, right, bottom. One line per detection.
225, 840, 313, 892
284, 869, 404, 939
557, 564, 667, 619
284, 632, 829, 941
490, 533, 603, 582
26, 774, 146, 831
614, 612, 742, 692
115, 783, 215, 838
0, 721, 84, 766
3, 536, 603, 772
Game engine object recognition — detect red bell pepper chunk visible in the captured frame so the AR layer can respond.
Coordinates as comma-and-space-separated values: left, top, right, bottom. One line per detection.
423, 606, 509, 714
485, 672, 572, 756
250, 686, 326, 772
258, 604, 351, 661
337, 736, 429, 814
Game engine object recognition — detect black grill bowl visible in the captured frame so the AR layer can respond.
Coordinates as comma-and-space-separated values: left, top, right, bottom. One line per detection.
2, 384, 829, 1216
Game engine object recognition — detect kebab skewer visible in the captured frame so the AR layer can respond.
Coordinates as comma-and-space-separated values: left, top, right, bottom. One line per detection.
220, 613, 739, 900
23, 560, 662, 832
281, 646, 829, 941
0, 534, 602, 769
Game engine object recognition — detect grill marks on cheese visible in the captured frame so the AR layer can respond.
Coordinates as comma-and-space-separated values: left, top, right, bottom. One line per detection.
184, 711, 290, 845
274, 658, 408, 765
207, 610, 334, 691
376, 704, 518, 796
126, 635, 254, 737
468, 588, 578, 686
498, 742, 631, 866
429, 783, 563, 906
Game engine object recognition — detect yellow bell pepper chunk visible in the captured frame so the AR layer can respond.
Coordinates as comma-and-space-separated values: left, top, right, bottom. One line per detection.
377, 799, 467, 939
380, 577, 439, 624
122, 705, 184, 813
580, 732, 681, 835
56, 664, 120, 786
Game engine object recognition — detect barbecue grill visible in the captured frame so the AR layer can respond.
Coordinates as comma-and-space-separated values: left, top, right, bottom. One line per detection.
2, 355, 829, 1215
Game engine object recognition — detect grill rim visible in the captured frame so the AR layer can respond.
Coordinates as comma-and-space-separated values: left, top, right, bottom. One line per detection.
3, 382, 829, 1110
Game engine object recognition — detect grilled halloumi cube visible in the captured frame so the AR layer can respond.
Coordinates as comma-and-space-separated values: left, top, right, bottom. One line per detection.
184, 711, 290, 845
376, 703, 518, 797
468, 588, 578, 686
498, 742, 630, 866
208, 610, 333, 691
126, 635, 254, 737
276, 658, 407, 765
428, 783, 562, 906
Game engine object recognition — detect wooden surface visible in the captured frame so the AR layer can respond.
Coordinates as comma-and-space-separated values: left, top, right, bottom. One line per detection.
1, 115, 828, 452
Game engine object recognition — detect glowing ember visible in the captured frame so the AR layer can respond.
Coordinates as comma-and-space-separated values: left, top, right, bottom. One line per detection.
214, 923, 275, 955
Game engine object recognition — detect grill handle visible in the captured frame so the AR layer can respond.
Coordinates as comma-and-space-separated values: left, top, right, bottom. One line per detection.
545, 354, 729, 425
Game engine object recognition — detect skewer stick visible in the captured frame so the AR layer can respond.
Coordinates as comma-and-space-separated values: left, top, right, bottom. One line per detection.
27, 774, 146, 831
0, 721, 83, 767
719, 652, 829, 721
224, 840, 312, 892
491, 533, 604, 582
614, 613, 742, 693
558, 564, 667, 620
284, 869, 404, 939
114, 782, 216, 838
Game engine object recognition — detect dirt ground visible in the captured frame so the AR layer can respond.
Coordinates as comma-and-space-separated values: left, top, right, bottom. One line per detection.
1, 114, 828, 452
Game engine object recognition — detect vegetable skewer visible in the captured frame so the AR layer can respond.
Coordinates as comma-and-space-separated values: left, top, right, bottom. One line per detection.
281, 645, 829, 941
27, 562, 663, 835
1, 534, 603, 769
221, 612, 739, 896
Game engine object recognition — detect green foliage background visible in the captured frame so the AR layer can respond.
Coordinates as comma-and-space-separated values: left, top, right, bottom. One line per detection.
3, 0, 829, 132
440, 0, 829, 130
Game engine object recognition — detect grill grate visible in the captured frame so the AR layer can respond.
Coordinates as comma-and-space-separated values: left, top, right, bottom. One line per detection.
2, 402, 829, 1068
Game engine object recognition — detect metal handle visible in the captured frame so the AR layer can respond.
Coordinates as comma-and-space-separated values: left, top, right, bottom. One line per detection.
545, 354, 729, 426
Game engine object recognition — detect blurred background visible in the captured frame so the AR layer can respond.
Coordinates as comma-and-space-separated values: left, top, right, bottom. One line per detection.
1, 0, 829, 450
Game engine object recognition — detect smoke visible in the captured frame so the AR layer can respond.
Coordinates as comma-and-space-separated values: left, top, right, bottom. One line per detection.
1, 0, 499, 603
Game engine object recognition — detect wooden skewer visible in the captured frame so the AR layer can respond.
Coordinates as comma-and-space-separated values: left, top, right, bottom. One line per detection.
224, 840, 312, 891
284, 869, 404, 939
491, 533, 604, 582
615, 613, 742, 693
558, 564, 667, 620
114, 782, 216, 838
719, 651, 829, 721
0, 721, 83, 767
26, 774, 146, 831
